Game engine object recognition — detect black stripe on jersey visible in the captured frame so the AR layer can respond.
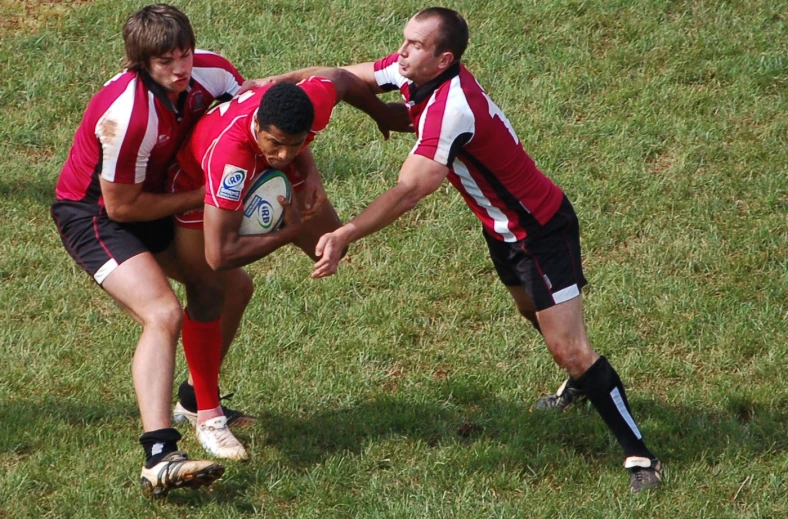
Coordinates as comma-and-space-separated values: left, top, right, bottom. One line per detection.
447, 132, 473, 169
80, 143, 104, 206
457, 149, 542, 235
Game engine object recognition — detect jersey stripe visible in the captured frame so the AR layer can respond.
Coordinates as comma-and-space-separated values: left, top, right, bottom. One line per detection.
95, 78, 136, 182
453, 158, 518, 242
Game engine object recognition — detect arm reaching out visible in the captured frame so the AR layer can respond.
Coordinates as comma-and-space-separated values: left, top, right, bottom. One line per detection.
241, 65, 413, 137
312, 154, 448, 278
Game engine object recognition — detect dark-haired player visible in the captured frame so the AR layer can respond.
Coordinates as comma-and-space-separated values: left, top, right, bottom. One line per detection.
288, 7, 662, 493
167, 70, 410, 459
49, 3, 252, 495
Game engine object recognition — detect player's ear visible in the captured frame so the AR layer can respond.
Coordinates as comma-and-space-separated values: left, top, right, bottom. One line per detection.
438, 51, 455, 70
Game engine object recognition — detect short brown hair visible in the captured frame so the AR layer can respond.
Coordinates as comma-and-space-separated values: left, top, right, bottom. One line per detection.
123, 4, 195, 71
415, 7, 469, 62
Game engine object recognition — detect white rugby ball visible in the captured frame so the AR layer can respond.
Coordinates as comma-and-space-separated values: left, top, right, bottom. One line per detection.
238, 169, 292, 235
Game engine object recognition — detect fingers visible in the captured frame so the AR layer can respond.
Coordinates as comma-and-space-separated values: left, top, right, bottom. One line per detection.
312, 236, 339, 278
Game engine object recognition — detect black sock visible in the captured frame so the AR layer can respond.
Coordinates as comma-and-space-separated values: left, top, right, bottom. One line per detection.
178, 379, 223, 412
576, 356, 654, 460
140, 428, 182, 468
177, 379, 198, 413
564, 375, 584, 394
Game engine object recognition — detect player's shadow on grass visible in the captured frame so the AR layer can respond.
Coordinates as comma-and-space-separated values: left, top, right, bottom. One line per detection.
198, 378, 787, 507
0, 176, 56, 207
4, 385, 784, 509
0, 396, 138, 456
252, 389, 786, 471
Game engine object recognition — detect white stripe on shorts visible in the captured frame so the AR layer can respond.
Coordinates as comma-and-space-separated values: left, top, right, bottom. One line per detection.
552, 284, 580, 304
94, 258, 119, 285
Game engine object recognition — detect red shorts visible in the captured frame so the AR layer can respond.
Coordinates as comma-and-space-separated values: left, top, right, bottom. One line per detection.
167, 164, 306, 230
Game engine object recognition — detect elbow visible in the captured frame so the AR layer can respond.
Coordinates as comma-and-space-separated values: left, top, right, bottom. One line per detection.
400, 184, 428, 212
205, 245, 231, 272
104, 204, 134, 223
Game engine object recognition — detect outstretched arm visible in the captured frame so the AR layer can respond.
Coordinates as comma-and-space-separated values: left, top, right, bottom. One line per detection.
241, 65, 411, 137
318, 67, 412, 138
311, 154, 449, 278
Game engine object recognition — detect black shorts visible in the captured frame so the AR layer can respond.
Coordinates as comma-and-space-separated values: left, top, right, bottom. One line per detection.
484, 196, 588, 311
50, 200, 173, 285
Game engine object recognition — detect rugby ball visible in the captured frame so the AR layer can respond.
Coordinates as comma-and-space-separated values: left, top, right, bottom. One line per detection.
238, 169, 291, 235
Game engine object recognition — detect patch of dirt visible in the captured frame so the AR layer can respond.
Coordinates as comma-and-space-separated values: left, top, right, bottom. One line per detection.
0, 0, 92, 34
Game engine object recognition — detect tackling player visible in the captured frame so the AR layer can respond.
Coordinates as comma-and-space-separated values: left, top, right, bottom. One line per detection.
280, 8, 663, 493
167, 69, 411, 459
49, 3, 251, 496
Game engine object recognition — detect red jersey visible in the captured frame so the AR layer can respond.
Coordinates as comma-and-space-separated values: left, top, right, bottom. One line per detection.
173, 77, 336, 214
55, 50, 244, 206
373, 54, 564, 242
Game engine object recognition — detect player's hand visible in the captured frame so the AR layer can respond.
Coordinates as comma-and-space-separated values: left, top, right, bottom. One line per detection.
378, 103, 414, 140
187, 185, 206, 210
238, 76, 283, 94
312, 229, 350, 278
279, 195, 302, 230
300, 172, 328, 220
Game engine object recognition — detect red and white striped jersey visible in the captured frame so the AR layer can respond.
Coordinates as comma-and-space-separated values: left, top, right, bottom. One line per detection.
373, 53, 564, 242
55, 50, 244, 206
174, 77, 336, 211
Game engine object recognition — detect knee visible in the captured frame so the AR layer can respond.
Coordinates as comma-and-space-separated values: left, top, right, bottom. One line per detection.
185, 282, 226, 321
543, 333, 594, 373
142, 299, 184, 338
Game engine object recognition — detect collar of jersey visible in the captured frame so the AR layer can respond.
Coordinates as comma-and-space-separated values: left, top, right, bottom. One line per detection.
139, 68, 192, 116
408, 62, 461, 106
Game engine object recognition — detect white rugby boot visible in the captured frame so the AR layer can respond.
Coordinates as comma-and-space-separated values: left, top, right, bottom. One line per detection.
197, 416, 249, 461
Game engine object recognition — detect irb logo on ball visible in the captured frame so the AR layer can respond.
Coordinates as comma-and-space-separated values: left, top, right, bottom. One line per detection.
243, 194, 275, 230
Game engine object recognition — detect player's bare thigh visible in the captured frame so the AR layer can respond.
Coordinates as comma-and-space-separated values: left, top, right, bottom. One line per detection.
101, 251, 181, 327
506, 285, 538, 321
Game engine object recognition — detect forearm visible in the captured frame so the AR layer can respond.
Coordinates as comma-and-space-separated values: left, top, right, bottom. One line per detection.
274, 67, 330, 84
340, 183, 420, 244
208, 224, 302, 271
105, 189, 203, 222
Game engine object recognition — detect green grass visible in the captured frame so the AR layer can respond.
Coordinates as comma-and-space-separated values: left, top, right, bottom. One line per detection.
1, 0, 786, 517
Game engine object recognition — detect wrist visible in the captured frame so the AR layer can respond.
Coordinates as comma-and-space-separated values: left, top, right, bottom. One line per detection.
338, 223, 359, 243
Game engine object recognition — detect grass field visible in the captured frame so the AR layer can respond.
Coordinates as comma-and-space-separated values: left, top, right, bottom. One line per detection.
1, 0, 786, 517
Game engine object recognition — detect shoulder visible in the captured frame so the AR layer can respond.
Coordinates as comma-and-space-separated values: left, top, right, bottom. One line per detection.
297, 77, 337, 132
89, 71, 152, 135
373, 53, 399, 72
191, 49, 244, 96
193, 49, 237, 70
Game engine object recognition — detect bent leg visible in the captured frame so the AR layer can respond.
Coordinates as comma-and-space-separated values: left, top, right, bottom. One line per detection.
537, 295, 654, 460
174, 227, 230, 419
535, 295, 598, 379
102, 252, 183, 432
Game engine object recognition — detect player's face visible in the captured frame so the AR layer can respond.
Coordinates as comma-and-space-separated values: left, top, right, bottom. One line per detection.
397, 16, 449, 86
255, 122, 309, 170
147, 48, 193, 99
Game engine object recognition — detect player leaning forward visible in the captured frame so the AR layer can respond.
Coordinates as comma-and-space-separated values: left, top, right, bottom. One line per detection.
49, 4, 251, 496
295, 7, 662, 492
167, 70, 411, 460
